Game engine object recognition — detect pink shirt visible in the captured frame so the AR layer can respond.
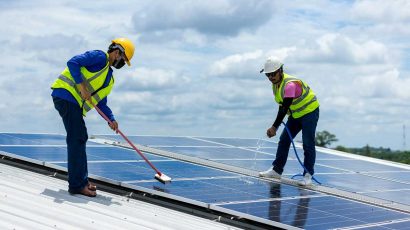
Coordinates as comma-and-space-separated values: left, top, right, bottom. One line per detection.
284, 81, 302, 98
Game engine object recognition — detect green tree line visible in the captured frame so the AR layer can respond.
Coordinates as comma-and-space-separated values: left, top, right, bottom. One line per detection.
316, 130, 410, 165
334, 145, 410, 164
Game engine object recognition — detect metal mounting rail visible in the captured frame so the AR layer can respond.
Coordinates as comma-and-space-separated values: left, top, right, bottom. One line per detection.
91, 138, 410, 214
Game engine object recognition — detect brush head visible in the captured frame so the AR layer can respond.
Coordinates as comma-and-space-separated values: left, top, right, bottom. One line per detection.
155, 173, 172, 184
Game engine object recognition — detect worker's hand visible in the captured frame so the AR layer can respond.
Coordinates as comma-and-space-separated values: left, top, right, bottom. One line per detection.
267, 126, 277, 138
78, 83, 91, 101
108, 121, 119, 133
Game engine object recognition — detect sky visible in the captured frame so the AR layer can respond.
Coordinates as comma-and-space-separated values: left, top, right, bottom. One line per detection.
0, 0, 409, 150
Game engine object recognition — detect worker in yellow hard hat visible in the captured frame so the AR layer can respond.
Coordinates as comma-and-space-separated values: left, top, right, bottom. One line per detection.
50, 38, 135, 197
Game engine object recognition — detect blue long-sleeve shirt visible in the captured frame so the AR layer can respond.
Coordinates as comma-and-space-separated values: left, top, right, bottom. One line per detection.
51, 50, 115, 121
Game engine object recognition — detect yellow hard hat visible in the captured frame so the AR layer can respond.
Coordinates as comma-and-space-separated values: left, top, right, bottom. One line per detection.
111, 38, 135, 66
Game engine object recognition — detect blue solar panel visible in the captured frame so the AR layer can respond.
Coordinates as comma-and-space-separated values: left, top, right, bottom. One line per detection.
362, 190, 410, 206
366, 220, 410, 230
214, 159, 347, 174
194, 137, 279, 148
156, 146, 275, 159
363, 171, 410, 182
1, 133, 409, 229
96, 135, 222, 146
113, 135, 410, 207
317, 173, 410, 191
0, 133, 66, 145
316, 158, 408, 172
0, 146, 166, 162
133, 177, 320, 204
222, 196, 409, 229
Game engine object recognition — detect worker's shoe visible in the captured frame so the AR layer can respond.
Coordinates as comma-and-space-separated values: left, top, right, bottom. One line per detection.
88, 182, 97, 191
298, 173, 312, 186
259, 167, 281, 179
69, 186, 97, 197
79, 186, 97, 197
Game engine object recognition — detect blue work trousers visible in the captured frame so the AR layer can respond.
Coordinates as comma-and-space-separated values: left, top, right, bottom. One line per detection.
272, 108, 319, 176
53, 97, 89, 193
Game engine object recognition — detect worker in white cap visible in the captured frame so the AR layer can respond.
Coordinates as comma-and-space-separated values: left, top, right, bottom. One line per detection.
258, 57, 320, 186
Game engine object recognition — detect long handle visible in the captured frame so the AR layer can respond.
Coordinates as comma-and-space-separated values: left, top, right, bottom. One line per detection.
91, 102, 162, 176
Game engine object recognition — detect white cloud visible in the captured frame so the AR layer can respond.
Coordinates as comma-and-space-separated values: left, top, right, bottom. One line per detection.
116, 67, 191, 92
1, 0, 410, 150
181, 29, 207, 46
132, 0, 274, 38
295, 33, 391, 64
209, 50, 263, 77
208, 47, 297, 80
353, 69, 410, 99
18, 34, 87, 52
351, 0, 410, 23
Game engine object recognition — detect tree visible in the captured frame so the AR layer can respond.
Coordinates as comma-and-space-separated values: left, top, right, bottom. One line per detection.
315, 130, 338, 147
335, 145, 349, 152
364, 144, 371, 156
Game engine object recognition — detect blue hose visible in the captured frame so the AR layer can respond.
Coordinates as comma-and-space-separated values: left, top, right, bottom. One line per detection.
282, 122, 321, 185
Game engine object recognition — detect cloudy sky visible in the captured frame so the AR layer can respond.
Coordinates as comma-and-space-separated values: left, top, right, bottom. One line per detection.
1, 0, 409, 150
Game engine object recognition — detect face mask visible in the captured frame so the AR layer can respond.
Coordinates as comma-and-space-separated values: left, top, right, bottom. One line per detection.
112, 57, 126, 69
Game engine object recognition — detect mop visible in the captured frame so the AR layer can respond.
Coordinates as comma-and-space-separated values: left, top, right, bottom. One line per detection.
90, 101, 171, 184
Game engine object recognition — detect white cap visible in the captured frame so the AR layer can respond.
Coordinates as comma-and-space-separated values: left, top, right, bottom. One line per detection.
262, 57, 283, 74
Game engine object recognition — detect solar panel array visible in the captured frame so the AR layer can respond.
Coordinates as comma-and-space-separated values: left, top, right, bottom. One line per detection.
98, 134, 410, 206
0, 133, 409, 229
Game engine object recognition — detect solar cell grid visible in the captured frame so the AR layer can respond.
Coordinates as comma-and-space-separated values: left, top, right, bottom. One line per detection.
0, 146, 166, 162
156, 146, 275, 159
0, 133, 67, 145
222, 196, 409, 229
95, 135, 222, 147
134, 177, 321, 204
116, 135, 410, 207
359, 190, 410, 206
1, 133, 409, 230
193, 136, 279, 148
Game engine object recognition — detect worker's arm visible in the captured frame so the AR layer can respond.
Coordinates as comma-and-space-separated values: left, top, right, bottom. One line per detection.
77, 82, 91, 101
267, 81, 301, 138
272, 98, 293, 129
68, 51, 107, 101
267, 98, 293, 138
97, 98, 118, 132
67, 51, 106, 84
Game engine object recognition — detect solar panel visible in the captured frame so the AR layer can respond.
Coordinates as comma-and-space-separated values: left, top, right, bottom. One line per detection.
1, 133, 409, 229
102, 135, 410, 206
221, 196, 409, 229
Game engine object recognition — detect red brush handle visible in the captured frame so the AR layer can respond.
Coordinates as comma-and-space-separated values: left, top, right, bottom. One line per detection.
91, 101, 162, 176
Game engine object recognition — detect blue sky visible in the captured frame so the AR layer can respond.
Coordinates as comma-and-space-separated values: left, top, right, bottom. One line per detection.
1, 0, 410, 150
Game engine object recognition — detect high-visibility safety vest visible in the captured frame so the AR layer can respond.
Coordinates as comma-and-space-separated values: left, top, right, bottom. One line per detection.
51, 53, 114, 116
273, 73, 319, 119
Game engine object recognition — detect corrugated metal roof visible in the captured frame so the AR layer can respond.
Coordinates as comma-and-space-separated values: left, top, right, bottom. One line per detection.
0, 163, 242, 230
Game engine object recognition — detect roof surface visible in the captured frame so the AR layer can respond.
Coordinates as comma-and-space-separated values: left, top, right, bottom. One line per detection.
0, 162, 240, 230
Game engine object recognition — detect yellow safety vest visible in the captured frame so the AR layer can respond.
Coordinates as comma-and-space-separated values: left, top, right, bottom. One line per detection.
51, 52, 114, 116
273, 73, 319, 119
